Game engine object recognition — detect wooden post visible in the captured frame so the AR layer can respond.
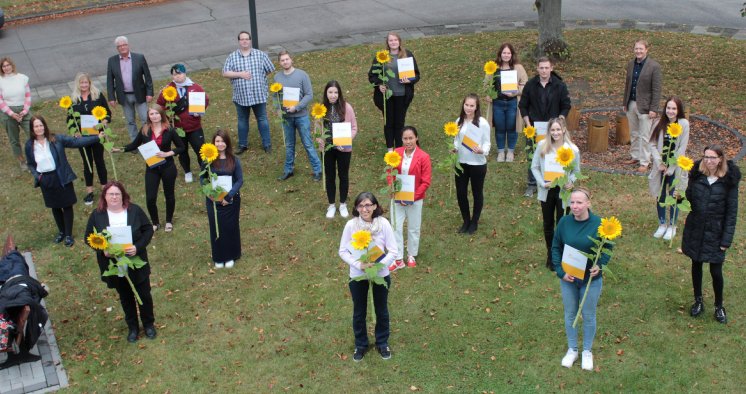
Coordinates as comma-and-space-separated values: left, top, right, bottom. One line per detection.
588, 115, 609, 153
566, 106, 580, 133
615, 113, 630, 145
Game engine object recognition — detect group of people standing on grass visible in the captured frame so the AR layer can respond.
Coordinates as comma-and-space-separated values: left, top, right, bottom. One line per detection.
0, 32, 739, 366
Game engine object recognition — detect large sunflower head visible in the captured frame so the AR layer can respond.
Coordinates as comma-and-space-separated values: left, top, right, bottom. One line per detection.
269, 82, 283, 93
598, 216, 623, 240
483, 60, 498, 75
443, 122, 459, 137
376, 50, 391, 64
310, 103, 327, 119
523, 125, 536, 139
677, 155, 694, 171
91, 106, 108, 121
350, 230, 372, 251
556, 146, 575, 167
59, 96, 72, 109
200, 143, 219, 164
162, 86, 178, 102
666, 123, 683, 138
87, 232, 108, 251
384, 151, 402, 168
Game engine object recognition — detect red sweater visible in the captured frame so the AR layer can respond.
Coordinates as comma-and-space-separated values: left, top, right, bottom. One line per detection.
393, 146, 432, 201
156, 81, 209, 132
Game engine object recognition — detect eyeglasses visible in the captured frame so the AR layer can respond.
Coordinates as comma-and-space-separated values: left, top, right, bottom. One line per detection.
106, 193, 122, 196
356, 203, 376, 210
703, 156, 720, 160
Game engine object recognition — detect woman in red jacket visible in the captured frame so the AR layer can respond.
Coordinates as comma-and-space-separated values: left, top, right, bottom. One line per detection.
389, 126, 431, 271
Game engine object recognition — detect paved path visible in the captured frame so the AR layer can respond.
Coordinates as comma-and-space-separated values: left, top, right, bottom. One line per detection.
0, 0, 744, 98
0, 253, 68, 394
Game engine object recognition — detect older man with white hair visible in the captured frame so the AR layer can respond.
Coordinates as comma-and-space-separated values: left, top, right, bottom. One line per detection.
106, 36, 153, 141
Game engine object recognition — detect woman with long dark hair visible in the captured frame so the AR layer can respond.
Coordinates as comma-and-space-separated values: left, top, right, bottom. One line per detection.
205, 130, 243, 269
487, 43, 528, 162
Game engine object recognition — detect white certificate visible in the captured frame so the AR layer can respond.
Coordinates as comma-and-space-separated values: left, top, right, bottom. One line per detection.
211, 175, 233, 201
137, 140, 165, 168
282, 87, 300, 108
561, 244, 587, 280
80, 115, 99, 135
394, 174, 415, 205
534, 121, 548, 142
397, 57, 415, 79
544, 153, 565, 183
106, 225, 133, 248
332, 122, 352, 149
500, 70, 518, 94
188, 91, 206, 115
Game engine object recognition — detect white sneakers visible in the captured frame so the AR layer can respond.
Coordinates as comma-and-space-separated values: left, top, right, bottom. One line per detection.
581, 350, 593, 371
561, 349, 593, 370
339, 204, 349, 218
497, 150, 506, 162
184, 172, 193, 183
561, 349, 578, 368
326, 204, 336, 219
663, 226, 676, 241
215, 260, 234, 269
505, 150, 515, 162
653, 224, 667, 238
214, 262, 224, 269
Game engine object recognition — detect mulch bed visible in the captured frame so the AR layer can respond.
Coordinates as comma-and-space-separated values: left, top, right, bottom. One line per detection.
571, 110, 743, 174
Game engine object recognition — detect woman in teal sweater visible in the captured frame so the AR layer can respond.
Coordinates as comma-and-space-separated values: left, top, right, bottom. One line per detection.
551, 187, 612, 371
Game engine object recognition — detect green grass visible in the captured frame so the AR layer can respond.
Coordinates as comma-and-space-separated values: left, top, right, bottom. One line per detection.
1, 29, 745, 392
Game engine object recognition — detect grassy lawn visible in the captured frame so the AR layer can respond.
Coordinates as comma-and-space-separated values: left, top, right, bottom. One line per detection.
1, 29, 745, 392
0, 0, 162, 21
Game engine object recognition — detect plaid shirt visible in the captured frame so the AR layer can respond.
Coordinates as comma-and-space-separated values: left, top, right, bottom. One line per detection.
223, 48, 275, 106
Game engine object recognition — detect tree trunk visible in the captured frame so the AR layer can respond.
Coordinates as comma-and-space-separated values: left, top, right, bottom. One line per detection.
535, 0, 569, 60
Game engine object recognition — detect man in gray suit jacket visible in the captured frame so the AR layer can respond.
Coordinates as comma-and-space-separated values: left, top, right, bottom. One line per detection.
107, 36, 154, 141
623, 39, 662, 173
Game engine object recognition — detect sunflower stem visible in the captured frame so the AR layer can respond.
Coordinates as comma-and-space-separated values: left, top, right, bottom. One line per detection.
572, 238, 606, 328
125, 272, 143, 306
108, 150, 119, 181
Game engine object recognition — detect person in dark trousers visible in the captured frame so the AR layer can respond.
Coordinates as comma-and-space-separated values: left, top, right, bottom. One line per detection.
106, 36, 153, 141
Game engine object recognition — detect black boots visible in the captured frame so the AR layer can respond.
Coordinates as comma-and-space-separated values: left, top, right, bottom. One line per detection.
690, 297, 704, 317
714, 305, 727, 324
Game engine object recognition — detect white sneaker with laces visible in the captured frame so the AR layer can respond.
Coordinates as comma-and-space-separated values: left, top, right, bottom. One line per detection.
339, 204, 349, 218
325, 204, 336, 219
497, 150, 505, 162
581, 350, 593, 371
561, 348, 578, 368
663, 226, 676, 241
225, 260, 235, 268
653, 224, 667, 238
214, 262, 225, 269
184, 172, 193, 183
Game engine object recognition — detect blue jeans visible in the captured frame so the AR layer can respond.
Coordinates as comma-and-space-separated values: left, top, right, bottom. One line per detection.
234, 102, 271, 149
282, 115, 321, 175
492, 98, 517, 150
560, 277, 602, 351
657, 174, 678, 225
349, 276, 391, 349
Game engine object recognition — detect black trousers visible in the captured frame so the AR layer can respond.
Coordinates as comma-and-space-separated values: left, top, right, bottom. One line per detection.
692, 260, 724, 306
178, 128, 204, 174
78, 144, 108, 187
349, 276, 391, 349
114, 276, 155, 330
541, 186, 566, 259
51, 207, 74, 236
455, 163, 487, 225
324, 149, 351, 204
383, 95, 407, 148
145, 162, 177, 225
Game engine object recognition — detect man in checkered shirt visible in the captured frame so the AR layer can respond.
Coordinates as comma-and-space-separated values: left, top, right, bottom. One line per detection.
222, 31, 276, 154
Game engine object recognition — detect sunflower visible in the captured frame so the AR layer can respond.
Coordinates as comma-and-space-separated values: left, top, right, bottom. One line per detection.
91, 106, 108, 121
200, 143, 219, 164
310, 103, 327, 119
384, 151, 402, 168
598, 216, 623, 240
556, 146, 575, 167
350, 230, 372, 251
376, 50, 391, 64
59, 96, 72, 109
87, 233, 108, 251
483, 60, 498, 75
666, 123, 683, 138
162, 86, 178, 102
269, 82, 283, 93
523, 125, 536, 139
677, 155, 694, 171
443, 122, 459, 137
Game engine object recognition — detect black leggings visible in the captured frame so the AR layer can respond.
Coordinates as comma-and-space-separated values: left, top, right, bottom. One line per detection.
541, 187, 566, 257
383, 95, 407, 149
455, 163, 487, 225
51, 207, 74, 236
324, 149, 351, 204
79, 144, 108, 187
145, 162, 177, 225
692, 260, 724, 306
178, 128, 204, 174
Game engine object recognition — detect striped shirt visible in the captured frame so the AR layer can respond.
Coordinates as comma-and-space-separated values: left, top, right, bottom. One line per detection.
223, 48, 275, 106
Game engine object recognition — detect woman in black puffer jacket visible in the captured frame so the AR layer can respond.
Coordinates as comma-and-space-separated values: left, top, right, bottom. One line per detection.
682, 145, 741, 324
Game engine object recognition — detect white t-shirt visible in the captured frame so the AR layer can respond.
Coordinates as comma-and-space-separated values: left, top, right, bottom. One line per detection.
0, 73, 30, 107
107, 210, 128, 227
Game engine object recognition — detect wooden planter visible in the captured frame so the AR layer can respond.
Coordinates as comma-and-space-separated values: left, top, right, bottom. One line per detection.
616, 113, 630, 145
588, 115, 609, 153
